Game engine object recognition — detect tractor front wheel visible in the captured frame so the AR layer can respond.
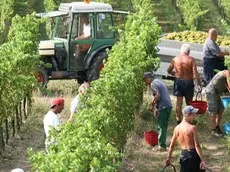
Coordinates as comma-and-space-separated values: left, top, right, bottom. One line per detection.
37, 67, 48, 87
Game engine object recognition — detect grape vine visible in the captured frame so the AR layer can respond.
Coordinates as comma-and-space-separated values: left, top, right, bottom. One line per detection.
0, 13, 41, 152
29, 0, 161, 171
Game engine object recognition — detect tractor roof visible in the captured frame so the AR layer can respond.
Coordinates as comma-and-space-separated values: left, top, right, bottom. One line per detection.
59, 2, 113, 13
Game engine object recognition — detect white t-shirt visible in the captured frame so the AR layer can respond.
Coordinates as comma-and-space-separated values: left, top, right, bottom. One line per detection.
43, 111, 60, 146
70, 95, 80, 114
83, 23, 91, 38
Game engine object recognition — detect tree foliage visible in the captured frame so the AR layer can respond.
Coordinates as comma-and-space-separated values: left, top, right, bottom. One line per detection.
176, 0, 209, 30
44, 0, 61, 11
217, 0, 230, 20
222, 20, 230, 37
0, 0, 230, 34
0, 0, 28, 44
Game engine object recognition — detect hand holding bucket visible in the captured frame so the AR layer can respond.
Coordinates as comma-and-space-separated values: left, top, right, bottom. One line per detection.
191, 92, 207, 114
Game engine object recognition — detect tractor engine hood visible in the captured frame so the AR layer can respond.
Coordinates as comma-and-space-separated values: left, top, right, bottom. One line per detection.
39, 40, 65, 56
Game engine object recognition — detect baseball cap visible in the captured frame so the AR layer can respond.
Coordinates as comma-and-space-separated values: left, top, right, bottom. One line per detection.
182, 105, 199, 115
50, 98, 64, 108
144, 72, 154, 78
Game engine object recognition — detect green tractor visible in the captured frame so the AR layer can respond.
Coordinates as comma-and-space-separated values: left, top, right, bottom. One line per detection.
37, 1, 127, 86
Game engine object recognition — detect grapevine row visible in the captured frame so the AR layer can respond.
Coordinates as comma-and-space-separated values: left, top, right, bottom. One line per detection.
29, 0, 161, 171
0, 14, 42, 152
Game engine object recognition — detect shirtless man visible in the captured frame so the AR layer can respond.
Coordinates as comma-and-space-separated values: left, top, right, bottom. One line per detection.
167, 43, 201, 124
165, 105, 206, 172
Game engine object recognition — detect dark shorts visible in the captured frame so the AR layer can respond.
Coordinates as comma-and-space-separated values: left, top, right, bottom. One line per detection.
203, 57, 226, 84
173, 78, 194, 100
179, 149, 205, 172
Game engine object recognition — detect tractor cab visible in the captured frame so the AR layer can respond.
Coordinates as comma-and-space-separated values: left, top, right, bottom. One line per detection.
37, 1, 128, 85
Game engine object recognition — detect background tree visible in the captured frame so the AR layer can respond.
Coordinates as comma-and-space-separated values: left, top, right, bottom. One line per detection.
176, 0, 208, 30
44, 0, 61, 11
217, 0, 230, 21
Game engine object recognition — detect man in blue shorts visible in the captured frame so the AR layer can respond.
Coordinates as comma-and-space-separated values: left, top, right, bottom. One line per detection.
168, 43, 201, 124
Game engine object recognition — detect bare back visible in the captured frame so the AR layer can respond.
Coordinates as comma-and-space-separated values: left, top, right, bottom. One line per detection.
175, 121, 196, 149
173, 55, 196, 80
167, 53, 201, 92
167, 118, 205, 165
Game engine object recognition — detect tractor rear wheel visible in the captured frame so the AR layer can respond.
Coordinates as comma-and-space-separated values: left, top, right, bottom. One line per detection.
87, 51, 107, 82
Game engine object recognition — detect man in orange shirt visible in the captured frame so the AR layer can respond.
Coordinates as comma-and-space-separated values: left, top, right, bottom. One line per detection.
168, 43, 201, 124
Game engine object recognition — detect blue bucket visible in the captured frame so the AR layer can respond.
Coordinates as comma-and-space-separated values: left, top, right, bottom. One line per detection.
224, 123, 230, 134
221, 97, 230, 109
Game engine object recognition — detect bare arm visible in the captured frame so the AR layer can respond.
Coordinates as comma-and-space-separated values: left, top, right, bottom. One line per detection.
168, 128, 177, 158
193, 126, 206, 169
225, 70, 230, 92
152, 92, 160, 106
167, 59, 175, 76
68, 111, 75, 122
192, 58, 201, 87
76, 35, 90, 40
216, 51, 230, 57
193, 126, 204, 161
149, 92, 160, 111
165, 128, 177, 165
84, 35, 91, 39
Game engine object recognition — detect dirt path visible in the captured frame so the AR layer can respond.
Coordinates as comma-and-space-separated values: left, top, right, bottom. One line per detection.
0, 91, 74, 172
0, 113, 45, 172
120, 121, 230, 171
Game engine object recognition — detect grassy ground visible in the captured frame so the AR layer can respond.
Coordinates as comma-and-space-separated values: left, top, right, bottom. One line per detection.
119, 80, 230, 172
0, 79, 230, 171
119, 103, 230, 172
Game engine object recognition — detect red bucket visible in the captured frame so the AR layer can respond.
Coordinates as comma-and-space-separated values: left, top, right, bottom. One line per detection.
190, 100, 207, 114
144, 131, 158, 146
191, 92, 207, 114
